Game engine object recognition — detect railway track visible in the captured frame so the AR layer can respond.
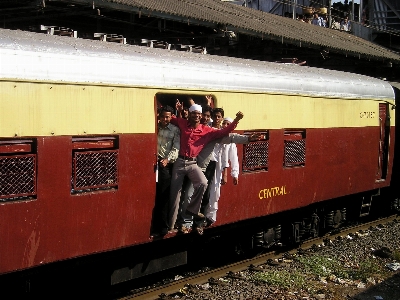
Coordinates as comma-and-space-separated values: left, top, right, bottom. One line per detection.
119, 214, 399, 300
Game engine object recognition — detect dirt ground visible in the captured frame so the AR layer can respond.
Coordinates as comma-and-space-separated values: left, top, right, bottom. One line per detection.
326, 272, 400, 300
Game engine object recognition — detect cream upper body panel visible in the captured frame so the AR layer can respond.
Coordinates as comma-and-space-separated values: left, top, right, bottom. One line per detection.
213, 93, 388, 130
0, 82, 155, 136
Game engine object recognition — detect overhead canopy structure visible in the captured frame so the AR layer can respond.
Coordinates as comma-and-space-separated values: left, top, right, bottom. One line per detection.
1, 0, 400, 68
62, 0, 400, 62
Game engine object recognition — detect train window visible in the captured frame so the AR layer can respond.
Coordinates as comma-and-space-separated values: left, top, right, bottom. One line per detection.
71, 136, 119, 194
0, 139, 37, 202
242, 131, 269, 172
283, 129, 306, 168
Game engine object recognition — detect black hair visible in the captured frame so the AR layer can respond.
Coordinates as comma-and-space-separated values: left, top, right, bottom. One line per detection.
203, 105, 213, 115
212, 107, 224, 117
159, 105, 174, 115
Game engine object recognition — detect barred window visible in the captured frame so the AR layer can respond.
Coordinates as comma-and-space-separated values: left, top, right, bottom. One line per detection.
71, 136, 119, 194
0, 139, 37, 202
242, 131, 269, 172
284, 130, 306, 168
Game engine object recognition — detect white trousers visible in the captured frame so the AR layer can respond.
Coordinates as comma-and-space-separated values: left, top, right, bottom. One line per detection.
205, 159, 223, 222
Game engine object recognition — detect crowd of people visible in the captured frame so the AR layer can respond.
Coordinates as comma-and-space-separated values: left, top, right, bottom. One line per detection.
304, 14, 351, 32
151, 96, 262, 236
287, 11, 352, 32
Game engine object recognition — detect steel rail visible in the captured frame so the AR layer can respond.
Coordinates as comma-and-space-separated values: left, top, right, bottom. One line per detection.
121, 214, 399, 300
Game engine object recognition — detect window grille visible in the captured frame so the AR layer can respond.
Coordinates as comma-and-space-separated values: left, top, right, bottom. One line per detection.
243, 131, 269, 172
0, 139, 37, 201
71, 137, 118, 193
284, 130, 306, 168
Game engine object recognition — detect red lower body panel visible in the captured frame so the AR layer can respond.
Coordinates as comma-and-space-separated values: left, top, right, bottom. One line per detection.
216, 127, 394, 225
0, 126, 394, 274
0, 134, 156, 274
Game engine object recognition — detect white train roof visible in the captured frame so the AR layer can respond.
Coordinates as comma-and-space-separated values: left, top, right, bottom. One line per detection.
0, 28, 394, 100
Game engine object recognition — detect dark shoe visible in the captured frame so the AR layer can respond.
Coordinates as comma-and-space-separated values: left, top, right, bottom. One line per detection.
204, 218, 214, 228
150, 232, 160, 238
185, 210, 205, 221
160, 227, 169, 236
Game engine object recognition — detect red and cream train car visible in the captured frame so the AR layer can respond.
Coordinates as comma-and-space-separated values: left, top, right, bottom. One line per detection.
0, 28, 396, 287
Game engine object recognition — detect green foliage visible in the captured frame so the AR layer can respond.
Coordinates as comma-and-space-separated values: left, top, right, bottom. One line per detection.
392, 250, 400, 262
297, 255, 349, 279
252, 270, 306, 289
351, 259, 384, 281
296, 255, 387, 282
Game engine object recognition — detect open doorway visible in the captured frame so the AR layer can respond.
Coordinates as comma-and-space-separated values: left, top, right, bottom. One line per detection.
155, 93, 215, 116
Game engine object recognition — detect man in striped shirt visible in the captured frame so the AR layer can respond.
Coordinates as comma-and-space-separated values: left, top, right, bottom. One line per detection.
152, 105, 180, 236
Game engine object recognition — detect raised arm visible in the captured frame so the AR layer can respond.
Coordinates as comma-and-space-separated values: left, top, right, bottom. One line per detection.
205, 95, 214, 107
188, 97, 195, 106
170, 114, 184, 127
170, 114, 178, 125
208, 111, 244, 141
175, 99, 183, 118
227, 132, 264, 144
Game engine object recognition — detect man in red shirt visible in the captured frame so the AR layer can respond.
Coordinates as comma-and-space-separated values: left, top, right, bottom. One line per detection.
167, 103, 243, 232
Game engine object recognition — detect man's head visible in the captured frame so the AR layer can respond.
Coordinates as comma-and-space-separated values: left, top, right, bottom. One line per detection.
181, 107, 189, 119
189, 104, 202, 126
158, 105, 174, 127
212, 108, 224, 128
201, 105, 213, 126
221, 117, 233, 128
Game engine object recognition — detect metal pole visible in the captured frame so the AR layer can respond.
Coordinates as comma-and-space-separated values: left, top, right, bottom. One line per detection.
293, 0, 297, 19
368, 0, 374, 26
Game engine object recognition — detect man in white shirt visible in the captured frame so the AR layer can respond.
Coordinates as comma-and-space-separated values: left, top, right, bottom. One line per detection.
311, 13, 323, 26
340, 17, 351, 32
205, 117, 240, 226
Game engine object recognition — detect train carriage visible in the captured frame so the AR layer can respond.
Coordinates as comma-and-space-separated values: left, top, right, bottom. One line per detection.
0, 28, 396, 287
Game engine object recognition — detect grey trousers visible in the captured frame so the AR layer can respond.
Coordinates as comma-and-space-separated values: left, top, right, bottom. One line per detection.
168, 158, 208, 229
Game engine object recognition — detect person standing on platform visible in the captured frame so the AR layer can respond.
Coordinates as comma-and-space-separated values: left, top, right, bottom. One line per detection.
340, 16, 351, 32
311, 13, 323, 26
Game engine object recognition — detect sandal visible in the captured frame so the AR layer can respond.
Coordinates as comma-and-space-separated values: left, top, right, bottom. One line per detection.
178, 225, 190, 234
193, 226, 204, 235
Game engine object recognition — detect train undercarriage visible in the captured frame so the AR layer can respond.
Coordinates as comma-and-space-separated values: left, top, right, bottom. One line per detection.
1, 189, 398, 296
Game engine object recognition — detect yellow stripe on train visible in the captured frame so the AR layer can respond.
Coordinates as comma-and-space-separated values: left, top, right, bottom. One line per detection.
0, 81, 394, 137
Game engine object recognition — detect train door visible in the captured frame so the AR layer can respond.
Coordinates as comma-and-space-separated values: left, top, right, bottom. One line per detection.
376, 103, 390, 181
